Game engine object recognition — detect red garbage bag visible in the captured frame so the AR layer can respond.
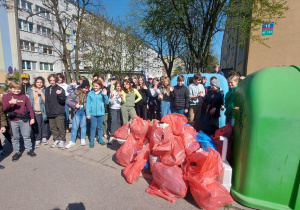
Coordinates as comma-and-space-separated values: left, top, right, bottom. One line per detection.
123, 143, 150, 184
180, 125, 200, 155
161, 113, 188, 136
211, 124, 233, 161
114, 123, 130, 140
149, 123, 173, 156
160, 136, 186, 166
184, 148, 233, 210
116, 134, 138, 166
149, 123, 185, 166
146, 162, 188, 203
130, 115, 150, 140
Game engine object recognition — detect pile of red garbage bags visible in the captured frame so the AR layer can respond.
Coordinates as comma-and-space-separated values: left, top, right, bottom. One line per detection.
115, 114, 233, 210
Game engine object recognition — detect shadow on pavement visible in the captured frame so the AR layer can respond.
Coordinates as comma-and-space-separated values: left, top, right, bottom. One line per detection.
66, 202, 85, 210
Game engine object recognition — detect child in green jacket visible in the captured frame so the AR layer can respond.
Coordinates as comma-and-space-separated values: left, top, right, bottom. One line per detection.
221, 75, 239, 125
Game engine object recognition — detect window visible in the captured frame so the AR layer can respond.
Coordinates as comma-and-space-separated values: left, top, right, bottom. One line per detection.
38, 44, 53, 55
20, 40, 35, 52
18, 0, 32, 13
36, 5, 50, 19
40, 62, 53, 71
37, 25, 52, 36
22, 60, 37, 70
18, 19, 33, 32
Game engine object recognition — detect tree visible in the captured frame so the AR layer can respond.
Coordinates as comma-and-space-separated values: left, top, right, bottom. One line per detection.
129, 0, 288, 73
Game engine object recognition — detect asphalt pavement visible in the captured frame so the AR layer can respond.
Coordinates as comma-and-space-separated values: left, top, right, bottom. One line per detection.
0, 133, 251, 210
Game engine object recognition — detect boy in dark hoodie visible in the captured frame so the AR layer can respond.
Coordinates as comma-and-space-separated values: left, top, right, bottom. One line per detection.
45, 74, 66, 148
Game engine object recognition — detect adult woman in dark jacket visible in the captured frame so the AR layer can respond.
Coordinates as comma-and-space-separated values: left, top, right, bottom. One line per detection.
136, 76, 151, 120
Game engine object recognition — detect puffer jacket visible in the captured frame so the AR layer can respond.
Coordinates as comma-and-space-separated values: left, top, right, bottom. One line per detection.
170, 85, 190, 110
66, 90, 87, 113
86, 90, 109, 116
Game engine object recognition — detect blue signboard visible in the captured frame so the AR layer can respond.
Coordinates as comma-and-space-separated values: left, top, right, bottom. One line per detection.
262, 22, 274, 36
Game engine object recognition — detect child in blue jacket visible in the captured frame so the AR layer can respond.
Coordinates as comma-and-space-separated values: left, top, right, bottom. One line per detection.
86, 80, 109, 148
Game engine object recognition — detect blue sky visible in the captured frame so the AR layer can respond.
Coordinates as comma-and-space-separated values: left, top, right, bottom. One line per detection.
101, 0, 223, 62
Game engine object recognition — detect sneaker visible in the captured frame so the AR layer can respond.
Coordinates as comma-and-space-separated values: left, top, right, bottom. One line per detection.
81, 139, 86, 146
42, 138, 48, 145
107, 137, 114, 145
58, 141, 65, 148
51, 140, 60, 148
103, 134, 108, 139
98, 139, 106, 145
12, 152, 22, 162
89, 141, 94, 148
65, 141, 75, 149
35, 140, 41, 148
27, 150, 36, 157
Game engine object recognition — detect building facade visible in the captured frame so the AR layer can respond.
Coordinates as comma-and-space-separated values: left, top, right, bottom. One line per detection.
221, 0, 299, 76
0, 0, 162, 83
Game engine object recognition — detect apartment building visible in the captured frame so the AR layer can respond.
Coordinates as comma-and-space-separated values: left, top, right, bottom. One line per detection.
0, 0, 162, 82
220, 0, 300, 76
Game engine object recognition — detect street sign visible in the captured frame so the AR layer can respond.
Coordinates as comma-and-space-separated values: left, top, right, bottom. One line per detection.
262, 22, 274, 36
8, 66, 13, 74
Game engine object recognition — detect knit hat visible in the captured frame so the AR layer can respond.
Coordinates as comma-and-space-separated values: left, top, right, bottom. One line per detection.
79, 80, 90, 89
211, 79, 220, 88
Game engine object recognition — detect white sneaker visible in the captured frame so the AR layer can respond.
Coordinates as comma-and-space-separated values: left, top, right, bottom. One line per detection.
35, 140, 41, 148
42, 138, 48, 145
65, 141, 76, 149
81, 139, 86, 146
104, 134, 108, 139
107, 137, 114, 145
58, 140, 65, 148
51, 140, 60, 148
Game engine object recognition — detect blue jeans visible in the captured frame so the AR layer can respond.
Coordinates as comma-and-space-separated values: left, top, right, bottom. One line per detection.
160, 101, 172, 118
70, 108, 86, 142
173, 109, 184, 115
65, 104, 70, 130
90, 115, 104, 141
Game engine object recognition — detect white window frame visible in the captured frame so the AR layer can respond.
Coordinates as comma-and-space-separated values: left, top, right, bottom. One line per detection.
40, 62, 54, 71
18, 19, 33, 33
18, 0, 32, 13
36, 5, 51, 20
22, 60, 37, 70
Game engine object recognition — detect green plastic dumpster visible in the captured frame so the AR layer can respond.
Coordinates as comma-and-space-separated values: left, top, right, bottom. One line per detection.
231, 66, 300, 210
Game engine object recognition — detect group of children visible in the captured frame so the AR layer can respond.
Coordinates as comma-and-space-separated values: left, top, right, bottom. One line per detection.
0, 70, 240, 163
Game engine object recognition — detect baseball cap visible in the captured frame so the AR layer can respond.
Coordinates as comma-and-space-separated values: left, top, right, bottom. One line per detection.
21, 73, 30, 79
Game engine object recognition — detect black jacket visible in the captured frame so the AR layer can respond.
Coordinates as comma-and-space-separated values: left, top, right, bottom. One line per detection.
203, 89, 223, 118
45, 85, 66, 118
21, 83, 31, 95
137, 88, 151, 105
170, 85, 189, 110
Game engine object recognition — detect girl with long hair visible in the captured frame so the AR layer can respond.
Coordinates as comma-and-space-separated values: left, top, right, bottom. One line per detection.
158, 77, 173, 117
149, 77, 161, 120
136, 76, 151, 120
108, 81, 122, 144
27, 76, 49, 147
121, 79, 142, 124
65, 83, 89, 148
